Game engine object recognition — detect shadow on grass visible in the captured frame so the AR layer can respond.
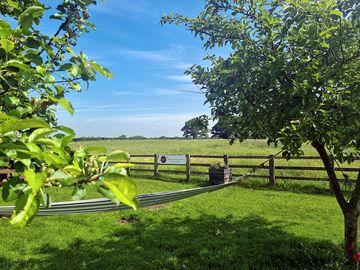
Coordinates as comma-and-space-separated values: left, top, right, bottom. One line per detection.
132, 171, 335, 197
0, 215, 348, 270
237, 179, 334, 196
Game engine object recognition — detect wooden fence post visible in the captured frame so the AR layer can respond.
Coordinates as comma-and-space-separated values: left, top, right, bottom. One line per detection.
223, 154, 229, 167
154, 154, 159, 177
269, 155, 275, 186
186, 154, 191, 182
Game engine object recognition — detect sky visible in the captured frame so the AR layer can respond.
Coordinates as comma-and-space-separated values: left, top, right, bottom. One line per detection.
52, 0, 227, 138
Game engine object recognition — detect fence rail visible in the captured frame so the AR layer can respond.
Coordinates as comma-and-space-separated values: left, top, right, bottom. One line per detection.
115, 154, 360, 185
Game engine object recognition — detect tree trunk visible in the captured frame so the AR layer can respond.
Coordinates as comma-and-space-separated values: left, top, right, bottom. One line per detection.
344, 210, 359, 259
311, 140, 360, 260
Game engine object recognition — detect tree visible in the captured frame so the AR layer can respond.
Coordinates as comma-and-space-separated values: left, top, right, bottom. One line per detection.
181, 115, 209, 139
0, 0, 138, 227
162, 0, 360, 260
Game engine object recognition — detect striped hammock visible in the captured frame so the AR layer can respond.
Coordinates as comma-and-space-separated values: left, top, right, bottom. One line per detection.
0, 182, 235, 217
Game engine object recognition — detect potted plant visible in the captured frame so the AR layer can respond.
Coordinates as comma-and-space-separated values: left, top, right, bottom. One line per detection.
209, 161, 232, 185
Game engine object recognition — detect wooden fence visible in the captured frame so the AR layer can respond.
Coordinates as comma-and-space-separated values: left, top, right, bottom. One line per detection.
122, 154, 360, 185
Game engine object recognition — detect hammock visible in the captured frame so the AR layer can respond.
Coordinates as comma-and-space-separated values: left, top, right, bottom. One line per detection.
0, 182, 235, 217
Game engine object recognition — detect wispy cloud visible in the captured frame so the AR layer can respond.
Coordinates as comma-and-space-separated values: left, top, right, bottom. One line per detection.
165, 75, 192, 83
112, 84, 203, 97
114, 46, 199, 70
91, 0, 148, 16
56, 103, 148, 114
111, 90, 141, 96
120, 49, 175, 62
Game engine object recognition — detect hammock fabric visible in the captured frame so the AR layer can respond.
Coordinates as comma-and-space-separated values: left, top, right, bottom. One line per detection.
0, 182, 235, 217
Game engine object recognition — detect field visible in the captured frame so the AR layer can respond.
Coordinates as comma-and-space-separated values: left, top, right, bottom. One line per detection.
1, 139, 359, 269
73, 139, 360, 189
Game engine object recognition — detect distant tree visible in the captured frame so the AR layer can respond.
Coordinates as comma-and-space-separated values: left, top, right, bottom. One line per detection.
181, 115, 209, 139
163, 0, 360, 260
117, 135, 127, 140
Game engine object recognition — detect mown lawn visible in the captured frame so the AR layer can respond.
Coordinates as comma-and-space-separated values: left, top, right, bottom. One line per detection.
1, 139, 358, 269
0, 178, 351, 270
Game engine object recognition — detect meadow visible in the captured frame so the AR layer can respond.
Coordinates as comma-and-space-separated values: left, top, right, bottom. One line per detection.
73, 139, 360, 189
1, 139, 359, 269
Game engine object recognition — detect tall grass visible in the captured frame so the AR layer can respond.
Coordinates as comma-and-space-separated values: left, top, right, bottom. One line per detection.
74, 139, 360, 191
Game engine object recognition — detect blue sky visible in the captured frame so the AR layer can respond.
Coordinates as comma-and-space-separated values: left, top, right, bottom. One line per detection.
55, 0, 225, 138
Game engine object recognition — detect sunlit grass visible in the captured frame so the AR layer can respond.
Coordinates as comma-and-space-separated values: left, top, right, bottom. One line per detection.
1, 139, 358, 269
0, 179, 349, 269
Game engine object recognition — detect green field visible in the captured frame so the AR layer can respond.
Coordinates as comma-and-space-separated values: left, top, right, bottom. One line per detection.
1, 139, 359, 269
73, 139, 360, 188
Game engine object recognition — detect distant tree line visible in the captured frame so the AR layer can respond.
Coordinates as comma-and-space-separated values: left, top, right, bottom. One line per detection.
73, 135, 186, 141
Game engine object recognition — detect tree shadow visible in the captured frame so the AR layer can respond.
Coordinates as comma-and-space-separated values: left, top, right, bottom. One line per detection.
0, 214, 348, 270
131, 171, 336, 197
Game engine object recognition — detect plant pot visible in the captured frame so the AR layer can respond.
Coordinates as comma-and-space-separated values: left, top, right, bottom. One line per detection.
209, 168, 232, 185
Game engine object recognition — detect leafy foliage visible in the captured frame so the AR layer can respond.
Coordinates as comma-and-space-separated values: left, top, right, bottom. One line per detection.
211, 120, 231, 139
0, 0, 137, 227
181, 114, 209, 139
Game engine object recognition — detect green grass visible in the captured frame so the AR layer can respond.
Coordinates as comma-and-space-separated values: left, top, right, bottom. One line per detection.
72, 138, 317, 155
74, 139, 360, 189
0, 179, 349, 269
1, 139, 358, 269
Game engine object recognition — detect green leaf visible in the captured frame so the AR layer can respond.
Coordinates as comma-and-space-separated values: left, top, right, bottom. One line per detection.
70, 65, 81, 77
102, 174, 138, 209
35, 138, 56, 146
42, 152, 66, 166
35, 65, 46, 75
28, 128, 54, 142
90, 62, 112, 79
18, 6, 44, 31
97, 184, 120, 205
0, 20, 11, 29
4, 96, 20, 106
1, 39, 14, 53
50, 171, 77, 187
62, 165, 82, 176
320, 41, 330, 49
10, 192, 39, 227
330, 9, 342, 17
59, 63, 72, 71
2, 177, 21, 202
59, 98, 74, 115
24, 170, 47, 193
0, 112, 16, 120
107, 150, 130, 162
71, 185, 86, 200
0, 118, 49, 134
6, 60, 31, 71
56, 126, 75, 138
84, 146, 107, 155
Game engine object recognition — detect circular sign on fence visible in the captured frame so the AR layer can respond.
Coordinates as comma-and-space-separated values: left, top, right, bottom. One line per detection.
160, 156, 167, 164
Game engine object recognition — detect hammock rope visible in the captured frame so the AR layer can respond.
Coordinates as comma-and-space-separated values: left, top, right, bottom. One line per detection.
0, 151, 284, 217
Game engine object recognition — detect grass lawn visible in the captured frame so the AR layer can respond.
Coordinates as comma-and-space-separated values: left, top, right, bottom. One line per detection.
0, 178, 350, 270
1, 139, 358, 269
